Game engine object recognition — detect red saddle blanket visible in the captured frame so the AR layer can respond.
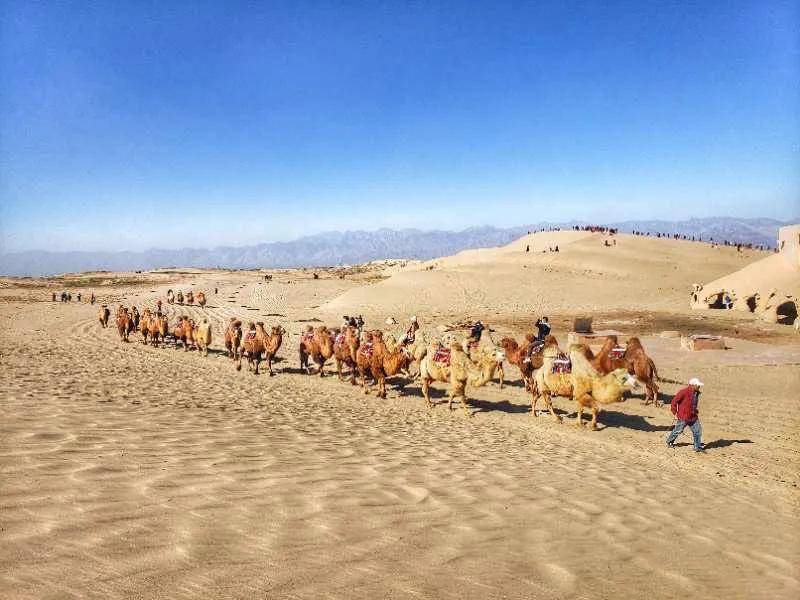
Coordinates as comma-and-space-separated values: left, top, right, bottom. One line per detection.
245, 330, 257, 340
529, 340, 545, 354
334, 333, 345, 346
552, 353, 571, 374
301, 333, 314, 344
360, 343, 374, 358
610, 347, 626, 360
433, 346, 451, 366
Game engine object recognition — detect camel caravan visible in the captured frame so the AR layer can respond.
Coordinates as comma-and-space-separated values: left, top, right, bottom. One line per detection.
101, 300, 664, 429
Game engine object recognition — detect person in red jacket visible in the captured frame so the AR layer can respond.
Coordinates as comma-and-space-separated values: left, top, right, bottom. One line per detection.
666, 378, 704, 452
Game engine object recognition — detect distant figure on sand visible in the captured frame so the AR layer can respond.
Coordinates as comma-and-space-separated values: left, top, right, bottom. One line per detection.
667, 378, 705, 452
90, 293, 95, 305
52, 292, 56, 302
535, 317, 550, 341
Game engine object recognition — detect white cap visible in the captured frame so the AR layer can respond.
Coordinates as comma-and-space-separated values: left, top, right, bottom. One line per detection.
410, 315, 417, 322
689, 377, 704, 387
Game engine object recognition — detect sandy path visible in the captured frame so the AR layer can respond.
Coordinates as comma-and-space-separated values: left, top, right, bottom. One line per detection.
1, 291, 798, 599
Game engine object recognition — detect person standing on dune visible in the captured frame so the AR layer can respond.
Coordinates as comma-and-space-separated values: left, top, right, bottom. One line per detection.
667, 378, 705, 452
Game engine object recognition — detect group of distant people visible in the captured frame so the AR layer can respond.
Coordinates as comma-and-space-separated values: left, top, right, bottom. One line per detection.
52, 291, 95, 304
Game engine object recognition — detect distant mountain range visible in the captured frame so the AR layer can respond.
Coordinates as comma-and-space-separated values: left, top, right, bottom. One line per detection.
1, 217, 793, 277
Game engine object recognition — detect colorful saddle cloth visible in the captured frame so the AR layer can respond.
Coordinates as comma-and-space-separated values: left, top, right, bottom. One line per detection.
301, 332, 314, 344
551, 353, 572, 374
334, 333, 346, 346
610, 346, 626, 360
433, 346, 451, 366
360, 342, 374, 358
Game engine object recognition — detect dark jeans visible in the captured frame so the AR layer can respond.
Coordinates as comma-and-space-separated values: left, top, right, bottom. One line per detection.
666, 419, 702, 450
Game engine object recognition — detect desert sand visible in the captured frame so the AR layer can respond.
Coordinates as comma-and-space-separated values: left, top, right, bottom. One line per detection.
1, 231, 799, 599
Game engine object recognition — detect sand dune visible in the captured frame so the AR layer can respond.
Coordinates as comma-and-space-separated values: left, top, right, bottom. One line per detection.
1, 233, 798, 599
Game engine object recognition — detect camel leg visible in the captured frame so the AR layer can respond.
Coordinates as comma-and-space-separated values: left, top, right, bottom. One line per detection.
498, 364, 504, 389
335, 359, 343, 381
254, 358, 260, 375
544, 394, 562, 423
574, 403, 584, 427
530, 389, 539, 416
349, 363, 357, 386
589, 405, 599, 430
459, 393, 471, 417
360, 367, 369, 395
267, 354, 274, 376
422, 379, 433, 408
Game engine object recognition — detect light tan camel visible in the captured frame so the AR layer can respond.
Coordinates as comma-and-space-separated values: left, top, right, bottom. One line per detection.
193, 318, 212, 356
98, 305, 110, 328
569, 344, 639, 429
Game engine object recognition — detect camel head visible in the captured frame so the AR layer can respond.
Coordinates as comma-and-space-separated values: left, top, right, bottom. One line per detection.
499, 337, 518, 353
611, 368, 640, 390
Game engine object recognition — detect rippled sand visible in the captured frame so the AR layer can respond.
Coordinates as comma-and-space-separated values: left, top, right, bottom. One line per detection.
1, 242, 799, 599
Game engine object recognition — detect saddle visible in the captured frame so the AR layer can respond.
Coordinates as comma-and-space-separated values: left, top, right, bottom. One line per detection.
360, 342, 374, 358
610, 346, 626, 360
301, 332, 314, 344
551, 353, 572, 374
334, 333, 345, 346
245, 330, 257, 341
433, 346, 451, 366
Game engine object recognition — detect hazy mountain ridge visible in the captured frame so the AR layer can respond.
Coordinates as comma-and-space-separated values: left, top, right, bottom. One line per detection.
1, 218, 792, 277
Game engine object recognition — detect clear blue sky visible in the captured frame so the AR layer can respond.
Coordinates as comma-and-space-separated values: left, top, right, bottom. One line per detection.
1, 1, 798, 252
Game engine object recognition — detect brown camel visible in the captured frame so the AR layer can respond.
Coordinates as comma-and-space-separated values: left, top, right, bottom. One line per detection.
369, 330, 413, 398
176, 290, 184, 305
224, 318, 242, 360
171, 316, 195, 351
145, 312, 169, 347
193, 318, 212, 356
238, 322, 283, 375
196, 292, 207, 307
116, 307, 132, 342
166, 289, 175, 304
355, 331, 377, 392
299, 325, 334, 376
98, 305, 110, 328
333, 326, 361, 385
625, 337, 660, 406
185, 291, 194, 305
583, 335, 628, 374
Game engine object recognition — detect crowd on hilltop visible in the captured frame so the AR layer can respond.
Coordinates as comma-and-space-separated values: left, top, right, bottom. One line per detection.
626, 230, 772, 252
524, 224, 772, 251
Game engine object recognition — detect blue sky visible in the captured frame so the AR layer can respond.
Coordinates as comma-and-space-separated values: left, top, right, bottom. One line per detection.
1, 1, 798, 252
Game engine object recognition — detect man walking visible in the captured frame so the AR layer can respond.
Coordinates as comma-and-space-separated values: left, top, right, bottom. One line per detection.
667, 378, 704, 452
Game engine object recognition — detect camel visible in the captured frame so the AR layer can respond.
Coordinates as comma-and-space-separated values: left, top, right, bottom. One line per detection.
624, 337, 660, 406
586, 335, 629, 375
531, 340, 570, 422
176, 290, 184, 305
171, 316, 195, 351
193, 318, 212, 356
568, 345, 639, 429
237, 322, 283, 375
98, 305, 110, 328
299, 325, 334, 376
115, 306, 133, 342
500, 334, 556, 412
196, 292, 207, 307
462, 329, 506, 388
144, 312, 169, 347
166, 289, 175, 304
418, 340, 482, 416
355, 331, 377, 392
368, 330, 414, 398
186, 291, 194, 305
224, 318, 242, 360
333, 326, 360, 384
